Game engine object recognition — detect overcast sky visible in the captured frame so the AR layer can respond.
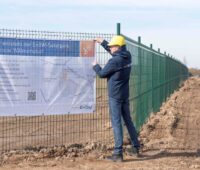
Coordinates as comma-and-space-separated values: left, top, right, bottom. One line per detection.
0, 0, 200, 68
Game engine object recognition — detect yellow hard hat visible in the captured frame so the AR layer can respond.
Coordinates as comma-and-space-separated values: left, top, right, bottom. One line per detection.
108, 35, 126, 47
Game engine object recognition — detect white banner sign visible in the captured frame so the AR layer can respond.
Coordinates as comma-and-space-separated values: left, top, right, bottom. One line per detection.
0, 38, 96, 116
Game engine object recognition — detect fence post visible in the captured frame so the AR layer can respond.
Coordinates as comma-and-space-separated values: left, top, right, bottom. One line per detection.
167, 54, 170, 97
116, 23, 121, 35
164, 52, 167, 101
137, 36, 142, 129
150, 44, 154, 112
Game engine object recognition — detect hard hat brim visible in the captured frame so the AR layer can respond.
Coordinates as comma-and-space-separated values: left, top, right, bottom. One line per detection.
108, 43, 119, 47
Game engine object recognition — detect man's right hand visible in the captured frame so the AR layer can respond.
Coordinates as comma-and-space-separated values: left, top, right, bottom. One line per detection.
94, 38, 103, 44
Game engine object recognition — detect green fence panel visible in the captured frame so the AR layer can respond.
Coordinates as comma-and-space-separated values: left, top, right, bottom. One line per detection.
123, 34, 188, 131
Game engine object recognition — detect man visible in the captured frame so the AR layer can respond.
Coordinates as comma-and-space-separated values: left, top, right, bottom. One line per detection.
92, 35, 140, 162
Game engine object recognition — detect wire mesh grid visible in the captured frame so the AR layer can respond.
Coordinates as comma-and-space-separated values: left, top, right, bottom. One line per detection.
0, 28, 190, 152
125, 37, 188, 130
0, 29, 114, 151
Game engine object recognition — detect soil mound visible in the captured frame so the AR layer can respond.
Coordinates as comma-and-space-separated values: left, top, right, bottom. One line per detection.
140, 77, 200, 151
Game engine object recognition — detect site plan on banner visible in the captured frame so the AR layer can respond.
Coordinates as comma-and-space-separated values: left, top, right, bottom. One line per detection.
0, 37, 96, 116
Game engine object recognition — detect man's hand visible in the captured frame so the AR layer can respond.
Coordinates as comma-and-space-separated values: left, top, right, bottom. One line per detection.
92, 60, 98, 66
94, 38, 103, 44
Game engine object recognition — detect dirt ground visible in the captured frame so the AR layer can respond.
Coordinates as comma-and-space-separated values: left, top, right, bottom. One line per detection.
1, 151, 200, 170
0, 76, 200, 170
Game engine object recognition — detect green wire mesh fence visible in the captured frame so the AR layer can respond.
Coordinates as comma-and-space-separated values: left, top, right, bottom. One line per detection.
124, 34, 188, 130
0, 27, 188, 152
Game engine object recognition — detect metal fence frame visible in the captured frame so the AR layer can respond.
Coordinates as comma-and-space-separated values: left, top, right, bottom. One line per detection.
121, 25, 188, 130
0, 24, 188, 152
0, 29, 114, 151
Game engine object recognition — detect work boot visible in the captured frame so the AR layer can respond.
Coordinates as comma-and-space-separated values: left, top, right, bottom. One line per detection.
132, 147, 140, 157
105, 153, 123, 162
126, 146, 140, 157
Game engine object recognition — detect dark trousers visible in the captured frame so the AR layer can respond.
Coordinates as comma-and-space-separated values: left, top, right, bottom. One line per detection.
109, 97, 140, 154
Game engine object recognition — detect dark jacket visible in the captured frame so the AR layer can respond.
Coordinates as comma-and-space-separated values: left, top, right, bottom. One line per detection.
93, 40, 132, 100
